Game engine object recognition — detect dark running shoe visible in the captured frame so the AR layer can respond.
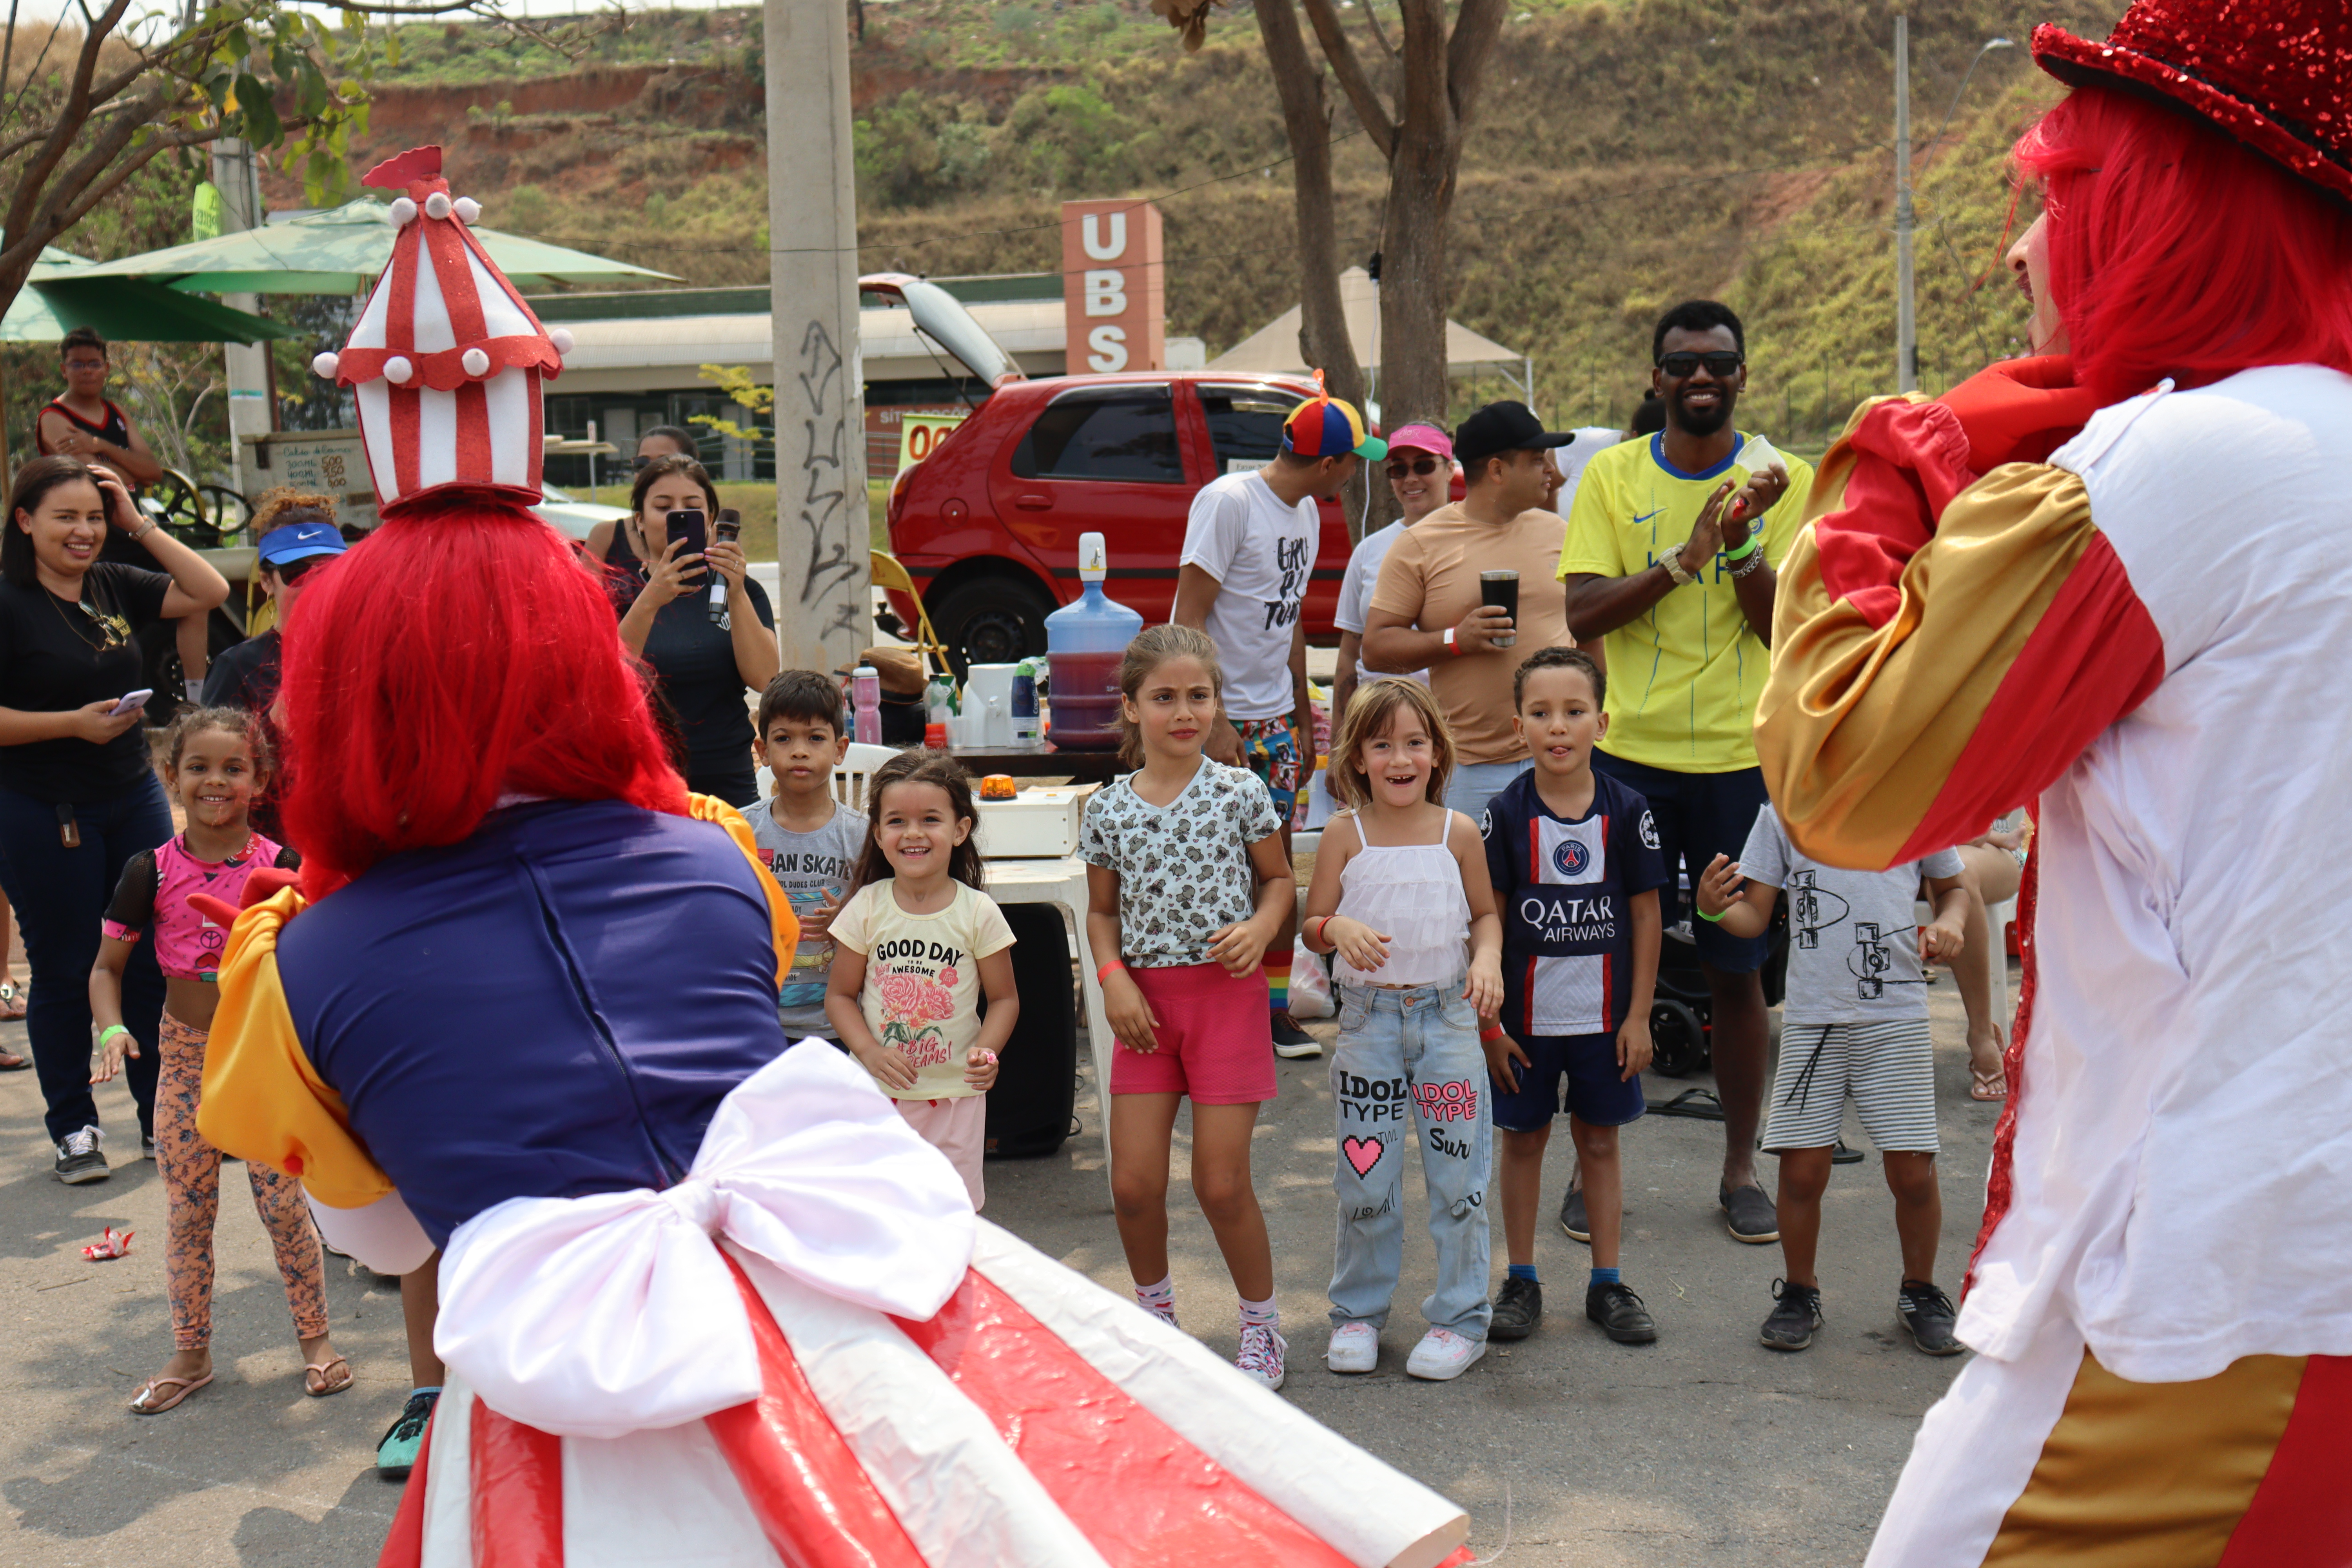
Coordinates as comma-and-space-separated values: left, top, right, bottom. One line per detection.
1720, 1182, 1780, 1244
54, 1126, 108, 1185
1489, 1275, 1541, 1341
377, 1389, 441, 1479
1898, 1279, 1964, 1356
1559, 1185, 1590, 1243
1759, 1278, 1824, 1352
1272, 1014, 1323, 1059
1586, 1281, 1658, 1344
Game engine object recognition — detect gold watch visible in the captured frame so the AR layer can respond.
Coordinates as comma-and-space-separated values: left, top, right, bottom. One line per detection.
1659, 552, 1697, 588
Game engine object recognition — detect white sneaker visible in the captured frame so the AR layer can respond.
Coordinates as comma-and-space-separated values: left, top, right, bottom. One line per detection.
1236, 1321, 1287, 1391
1325, 1321, 1379, 1374
1404, 1326, 1486, 1381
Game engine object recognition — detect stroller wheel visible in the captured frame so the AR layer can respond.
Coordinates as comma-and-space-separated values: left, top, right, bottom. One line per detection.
1650, 1000, 1709, 1078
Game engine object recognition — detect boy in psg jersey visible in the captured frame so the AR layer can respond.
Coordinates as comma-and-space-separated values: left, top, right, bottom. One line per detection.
1480, 647, 1665, 1345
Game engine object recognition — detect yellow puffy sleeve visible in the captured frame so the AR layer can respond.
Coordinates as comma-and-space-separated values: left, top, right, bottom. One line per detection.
688, 792, 802, 990
196, 888, 396, 1210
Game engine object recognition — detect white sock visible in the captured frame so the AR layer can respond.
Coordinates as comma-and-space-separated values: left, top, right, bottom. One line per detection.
1239, 1293, 1279, 1331
1134, 1274, 1176, 1323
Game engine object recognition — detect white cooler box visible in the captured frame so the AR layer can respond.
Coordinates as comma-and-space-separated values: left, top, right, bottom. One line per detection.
974, 784, 1097, 859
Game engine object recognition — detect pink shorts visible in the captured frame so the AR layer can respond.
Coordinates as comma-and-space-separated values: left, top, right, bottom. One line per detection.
1111, 962, 1277, 1105
896, 1094, 987, 1210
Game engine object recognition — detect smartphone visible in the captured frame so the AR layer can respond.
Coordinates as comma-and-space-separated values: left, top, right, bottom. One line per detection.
714, 508, 741, 546
109, 688, 153, 719
666, 508, 707, 579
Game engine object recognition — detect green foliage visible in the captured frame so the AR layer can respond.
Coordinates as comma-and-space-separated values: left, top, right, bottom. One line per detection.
506, 184, 553, 233
996, 7, 1042, 36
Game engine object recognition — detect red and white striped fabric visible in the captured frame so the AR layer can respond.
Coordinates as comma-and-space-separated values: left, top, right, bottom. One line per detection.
317, 146, 567, 516
368, 1044, 1473, 1568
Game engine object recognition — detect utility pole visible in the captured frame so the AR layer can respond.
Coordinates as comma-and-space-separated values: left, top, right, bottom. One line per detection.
212, 139, 270, 496
1893, 12, 1916, 393
764, 0, 871, 673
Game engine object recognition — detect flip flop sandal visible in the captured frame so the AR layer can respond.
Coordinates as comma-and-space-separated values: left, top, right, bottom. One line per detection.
131, 1372, 214, 1414
0, 980, 26, 1024
1970, 1067, 2009, 1102
305, 1356, 354, 1397
0, 1053, 27, 1072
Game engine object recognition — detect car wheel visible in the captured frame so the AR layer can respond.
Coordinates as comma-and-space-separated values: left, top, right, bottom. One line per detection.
932, 575, 1051, 675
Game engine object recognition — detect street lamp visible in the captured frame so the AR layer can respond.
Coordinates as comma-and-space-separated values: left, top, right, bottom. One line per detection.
1896, 27, 2015, 392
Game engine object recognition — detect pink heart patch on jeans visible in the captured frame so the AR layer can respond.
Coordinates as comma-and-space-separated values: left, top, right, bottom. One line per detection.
1341, 1135, 1385, 1179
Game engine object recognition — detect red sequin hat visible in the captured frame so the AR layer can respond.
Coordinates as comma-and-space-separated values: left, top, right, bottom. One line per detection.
311, 147, 575, 515
2034, 1, 2352, 202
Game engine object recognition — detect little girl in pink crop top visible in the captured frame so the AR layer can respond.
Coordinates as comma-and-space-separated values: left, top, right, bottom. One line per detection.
87, 706, 342, 1417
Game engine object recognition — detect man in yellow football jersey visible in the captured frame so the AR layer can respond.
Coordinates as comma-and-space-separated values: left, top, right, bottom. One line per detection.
1557, 300, 1808, 1247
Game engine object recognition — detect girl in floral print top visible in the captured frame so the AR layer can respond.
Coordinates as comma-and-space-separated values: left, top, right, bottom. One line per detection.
1080, 624, 1298, 1391
825, 751, 1018, 1208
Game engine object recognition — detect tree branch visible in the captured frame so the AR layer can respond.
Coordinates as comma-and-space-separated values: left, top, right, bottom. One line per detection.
1297, 0, 1392, 161
1443, 0, 1508, 127
1359, 0, 1397, 63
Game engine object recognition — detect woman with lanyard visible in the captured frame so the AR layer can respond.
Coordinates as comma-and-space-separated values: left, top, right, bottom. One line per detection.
0, 457, 229, 1182
602, 454, 777, 807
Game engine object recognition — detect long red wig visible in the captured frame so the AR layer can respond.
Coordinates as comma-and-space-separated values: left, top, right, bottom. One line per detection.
276, 503, 686, 898
2016, 86, 2352, 409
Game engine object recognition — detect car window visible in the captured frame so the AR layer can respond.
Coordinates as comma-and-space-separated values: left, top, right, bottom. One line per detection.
1200, 385, 1307, 476
1009, 387, 1183, 483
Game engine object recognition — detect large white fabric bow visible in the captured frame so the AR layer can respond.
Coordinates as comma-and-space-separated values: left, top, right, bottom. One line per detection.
434, 1040, 976, 1439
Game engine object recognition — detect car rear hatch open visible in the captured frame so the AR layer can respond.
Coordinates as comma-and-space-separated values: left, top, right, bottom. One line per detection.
860, 272, 1026, 401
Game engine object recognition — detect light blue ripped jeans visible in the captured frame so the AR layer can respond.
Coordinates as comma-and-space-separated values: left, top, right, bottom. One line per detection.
1328, 980, 1494, 1338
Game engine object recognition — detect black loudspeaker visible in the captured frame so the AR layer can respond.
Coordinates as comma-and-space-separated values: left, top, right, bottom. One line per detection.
984, 902, 1078, 1159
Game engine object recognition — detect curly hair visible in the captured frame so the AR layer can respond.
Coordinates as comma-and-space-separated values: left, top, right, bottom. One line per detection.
163, 704, 274, 778
249, 487, 338, 536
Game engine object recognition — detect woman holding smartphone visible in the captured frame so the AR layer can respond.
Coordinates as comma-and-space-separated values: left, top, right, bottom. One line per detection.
603, 454, 777, 806
0, 456, 228, 1183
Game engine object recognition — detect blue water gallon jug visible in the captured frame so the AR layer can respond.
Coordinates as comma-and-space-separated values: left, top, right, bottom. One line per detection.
1043, 532, 1144, 751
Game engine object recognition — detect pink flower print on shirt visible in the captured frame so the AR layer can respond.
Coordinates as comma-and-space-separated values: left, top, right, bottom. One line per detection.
874, 962, 958, 1071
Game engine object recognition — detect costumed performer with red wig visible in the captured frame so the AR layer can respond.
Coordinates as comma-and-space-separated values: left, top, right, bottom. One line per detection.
193, 146, 1475, 1568
1751, 4, 2352, 1562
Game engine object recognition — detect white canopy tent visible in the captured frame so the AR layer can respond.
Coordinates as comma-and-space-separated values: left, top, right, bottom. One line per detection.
1204, 267, 1534, 406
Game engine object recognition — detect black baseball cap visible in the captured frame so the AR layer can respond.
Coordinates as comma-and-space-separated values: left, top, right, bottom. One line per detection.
1453, 401, 1576, 473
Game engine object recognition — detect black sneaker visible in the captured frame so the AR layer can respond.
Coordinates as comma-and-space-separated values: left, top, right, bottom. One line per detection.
54, 1126, 108, 1185
1272, 1014, 1322, 1059
141, 1134, 156, 1161
1759, 1278, 1823, 1351
1897, 1279, 1964, 1356
1586, 1281, 1657, 1344
1489, 1275, 1541, 1341
1558, 1185, 1590, 1243
377, 1388, 441, 1479
1720, 1182, 1780, 1244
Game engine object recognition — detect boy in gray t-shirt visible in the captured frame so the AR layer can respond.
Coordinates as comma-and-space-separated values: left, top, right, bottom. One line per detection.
1698, 804, 1969, 1360
748, 671, 871, 1041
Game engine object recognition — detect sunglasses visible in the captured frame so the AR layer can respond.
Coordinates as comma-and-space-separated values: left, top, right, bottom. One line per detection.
272, 556, 333, 584
1385, 457, 1443, 478
1656, 351, 1745, 378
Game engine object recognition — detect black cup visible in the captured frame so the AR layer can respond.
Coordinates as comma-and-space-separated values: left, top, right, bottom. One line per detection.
1480, 570, 1520, 648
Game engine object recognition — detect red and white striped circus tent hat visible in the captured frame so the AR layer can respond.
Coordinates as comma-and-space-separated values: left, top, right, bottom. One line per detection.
312, 146, 573, 515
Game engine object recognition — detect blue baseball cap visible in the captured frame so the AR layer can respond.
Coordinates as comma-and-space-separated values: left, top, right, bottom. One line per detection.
256, 519, 347, 568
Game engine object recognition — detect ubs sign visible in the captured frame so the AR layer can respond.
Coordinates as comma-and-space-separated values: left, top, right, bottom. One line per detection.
1059, 199, 1164, 374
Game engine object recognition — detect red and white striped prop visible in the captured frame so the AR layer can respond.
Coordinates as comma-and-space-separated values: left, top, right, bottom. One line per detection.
356, 1044, 1474, 1568
314, 147, 573, 516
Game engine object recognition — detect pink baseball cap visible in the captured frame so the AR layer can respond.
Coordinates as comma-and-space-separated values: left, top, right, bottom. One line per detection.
1384, 423, 1454, 460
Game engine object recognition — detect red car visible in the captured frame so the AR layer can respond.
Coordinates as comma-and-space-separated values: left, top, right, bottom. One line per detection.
869, 277, 1359, 669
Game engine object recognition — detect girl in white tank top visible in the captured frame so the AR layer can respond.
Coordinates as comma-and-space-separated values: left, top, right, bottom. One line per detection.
1301, 681, 1505, 1381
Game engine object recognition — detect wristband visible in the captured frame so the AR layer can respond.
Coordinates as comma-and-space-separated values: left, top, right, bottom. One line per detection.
1721, 532, 1760, 561
96, 1024, 130, 1047
1696, 906, 1728, 923
1444, 626, 1463, 657
1095, 958, 1127, 983
1307, 915, 1332, 948
1479, 1024, 1504, 1043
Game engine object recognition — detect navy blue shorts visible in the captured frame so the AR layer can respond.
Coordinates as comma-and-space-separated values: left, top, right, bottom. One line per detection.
1592, 751, 1771, 974
1489, 1032, 1647, 1132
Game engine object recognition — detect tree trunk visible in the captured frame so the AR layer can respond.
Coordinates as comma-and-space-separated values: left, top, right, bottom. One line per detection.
1252, 0, 1381, 542
1375, 123, 1457, 431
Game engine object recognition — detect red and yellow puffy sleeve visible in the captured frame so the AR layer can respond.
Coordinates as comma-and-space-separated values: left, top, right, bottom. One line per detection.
1756, 389, 2164, 870
197, 888, 396, 1210
688, 792, 801, 990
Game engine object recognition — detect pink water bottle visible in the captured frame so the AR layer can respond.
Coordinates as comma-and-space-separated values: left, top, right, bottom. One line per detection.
851, 665, 882, 746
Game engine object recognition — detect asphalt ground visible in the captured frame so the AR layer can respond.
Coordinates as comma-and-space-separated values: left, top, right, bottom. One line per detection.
0, 945, 2008, 1566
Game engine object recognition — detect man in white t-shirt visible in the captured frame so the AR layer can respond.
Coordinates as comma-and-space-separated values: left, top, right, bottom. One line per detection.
1331, 422, 1451, 724
1176, 392, 1383, 1056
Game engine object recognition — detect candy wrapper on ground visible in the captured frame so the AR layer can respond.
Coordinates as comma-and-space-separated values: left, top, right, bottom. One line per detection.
82, 1227, 133, 1260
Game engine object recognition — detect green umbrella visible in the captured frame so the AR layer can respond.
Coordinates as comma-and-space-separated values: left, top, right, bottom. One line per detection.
2, 245, 295, 343
71, 197, 676, 296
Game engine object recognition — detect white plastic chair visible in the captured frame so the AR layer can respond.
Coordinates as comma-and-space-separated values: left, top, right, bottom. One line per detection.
831, 741, 905, 810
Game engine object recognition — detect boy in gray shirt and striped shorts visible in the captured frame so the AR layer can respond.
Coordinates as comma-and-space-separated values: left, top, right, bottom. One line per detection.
1698, 806, 1968, 1358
